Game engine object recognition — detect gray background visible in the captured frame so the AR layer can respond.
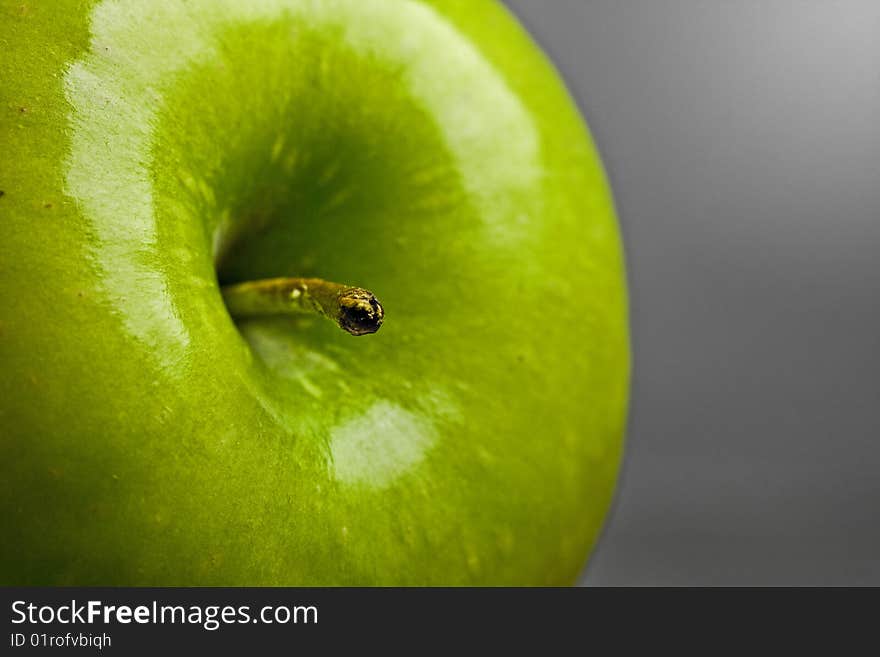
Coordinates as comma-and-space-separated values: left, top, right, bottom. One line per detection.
503, 0, 880, 585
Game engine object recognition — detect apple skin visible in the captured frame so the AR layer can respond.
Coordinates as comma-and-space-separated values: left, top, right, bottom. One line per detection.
0, 0, 629, 585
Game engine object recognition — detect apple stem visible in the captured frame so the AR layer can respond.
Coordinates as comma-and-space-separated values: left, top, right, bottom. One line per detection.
221, 277, 384, 336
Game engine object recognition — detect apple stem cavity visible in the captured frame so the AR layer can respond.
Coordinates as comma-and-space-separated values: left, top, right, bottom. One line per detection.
220, 277, 384, 336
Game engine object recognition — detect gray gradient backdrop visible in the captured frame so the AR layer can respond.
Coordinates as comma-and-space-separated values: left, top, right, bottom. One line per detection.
502, 0, 880, 585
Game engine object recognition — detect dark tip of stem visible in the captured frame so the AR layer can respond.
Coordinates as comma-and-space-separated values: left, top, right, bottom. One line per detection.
337, 288, 384, 336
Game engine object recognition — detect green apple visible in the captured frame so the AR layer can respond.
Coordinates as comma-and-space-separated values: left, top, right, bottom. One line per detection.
0, 0, 629, 585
